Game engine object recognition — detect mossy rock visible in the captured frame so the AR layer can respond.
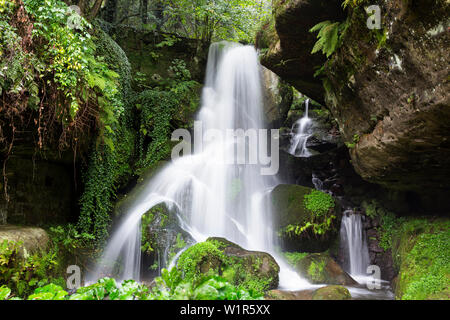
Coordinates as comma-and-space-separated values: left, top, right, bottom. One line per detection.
390, 217, 450, 300
271, 184, 338, 252
176, 237, 280, 294
265, 289, 314, 300
0, 225, 49, 257
293, 252, 357, 285
312, 285, 351, 300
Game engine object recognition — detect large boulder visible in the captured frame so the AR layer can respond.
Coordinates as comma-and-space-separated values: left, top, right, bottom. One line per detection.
265, 289, 314, 300
176, 237, 280, 293
293, 252, 357, 285
312, 285, 352, 300
258, 0, 346, 104
262, 0, 450, 209
0, 225, 49, 256
271, 184, 339, 252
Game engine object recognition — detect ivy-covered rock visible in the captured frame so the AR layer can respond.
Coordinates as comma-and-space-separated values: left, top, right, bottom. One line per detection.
175, 237, 280, 294
312, 285, 351, 300
271, 184, 339, 252
292, 252, 356, 285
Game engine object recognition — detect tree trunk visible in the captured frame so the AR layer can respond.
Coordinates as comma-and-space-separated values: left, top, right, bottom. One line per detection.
88, 0, 103, 21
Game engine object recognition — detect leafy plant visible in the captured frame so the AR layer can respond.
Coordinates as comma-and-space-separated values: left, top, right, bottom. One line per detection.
310, 21, 348, 58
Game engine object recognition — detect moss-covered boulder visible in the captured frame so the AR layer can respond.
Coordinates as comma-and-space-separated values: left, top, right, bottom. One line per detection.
175, 237, 280, 294
312, 285, 351, 300
390, 218, 450, 300
292, 252, 356, 285
0, 225, 49, 257
271, 184, 338, 252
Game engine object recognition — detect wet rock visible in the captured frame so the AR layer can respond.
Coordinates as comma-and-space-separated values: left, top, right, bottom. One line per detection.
270, 184, 339, 252
177, 237, 280, 292
265, 289, 314, 300
312, 285, 352, 300
293, 252, 357, 285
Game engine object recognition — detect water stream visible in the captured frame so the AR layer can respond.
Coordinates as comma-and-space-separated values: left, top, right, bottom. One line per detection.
288, 99, 313, 157
88, 42, 309, 290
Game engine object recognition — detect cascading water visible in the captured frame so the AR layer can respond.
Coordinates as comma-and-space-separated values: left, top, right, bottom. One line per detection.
288, 99, 313, 157
88, 42, 309, 289
340, 211, 371, 280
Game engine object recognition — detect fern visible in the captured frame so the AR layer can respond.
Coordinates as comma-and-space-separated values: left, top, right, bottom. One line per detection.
310, 21, 340, 58
310, 20, 349, 58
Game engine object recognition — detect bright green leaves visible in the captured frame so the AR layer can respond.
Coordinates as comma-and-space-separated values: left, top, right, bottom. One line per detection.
310, 21, 342, 58
0, 285, 11, 300
304, 189, 335, 217
28, 283, 67, 300
150, 268, 262, 300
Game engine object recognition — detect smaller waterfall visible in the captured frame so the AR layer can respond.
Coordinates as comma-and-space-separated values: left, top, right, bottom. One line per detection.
288, 99, 313, 157
340, 211, 370, 278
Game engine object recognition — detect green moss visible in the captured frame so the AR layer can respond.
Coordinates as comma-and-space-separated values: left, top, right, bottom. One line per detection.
308, 259, 326, 283
389, 218, 450, 300
176, 238, 279, 296
312, 285, 351, 300
176, 241, 225, 284
282, 252, 308, 267
304, 189, 335, 217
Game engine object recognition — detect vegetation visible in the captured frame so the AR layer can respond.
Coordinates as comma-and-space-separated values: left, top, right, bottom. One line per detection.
390, 218, 450, 300
282, 189, 336, 237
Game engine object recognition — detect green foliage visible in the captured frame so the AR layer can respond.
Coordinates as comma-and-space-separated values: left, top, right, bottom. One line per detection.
48, 224, 95, 252
390, 219, 450, 300
0, 239, 63, 297
160, 0, 271, 43
310, 20, 348, 58
345, 134, 360, 149
176, 241, 225, 285
304, 190, 335, 217
342, 0, 366, 9
0, 285, 11, 300
149, 268, 262, 300
282, 252, 308, 267
281, 190, 336, 237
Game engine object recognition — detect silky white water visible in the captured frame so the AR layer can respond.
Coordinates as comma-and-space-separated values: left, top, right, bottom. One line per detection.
288, 99, 312, 157
340, 212, 371, 280
88, 42, 309, 289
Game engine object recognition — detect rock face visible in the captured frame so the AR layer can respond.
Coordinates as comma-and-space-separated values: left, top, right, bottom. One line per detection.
176, 237, 280, 292
0, 225, 49, 256
0, 151, 76, 226
270, 184, 339, 252
312, 285, 352, 300
261, 67, 293, 128
294, 252, 357, 285
258, 0, 346, 104
261, 0, 450, 207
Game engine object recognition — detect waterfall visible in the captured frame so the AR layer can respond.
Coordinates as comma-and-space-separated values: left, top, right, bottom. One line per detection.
88, 42, 309, 289
340, 211, 371, 279
288, 99, 312, 157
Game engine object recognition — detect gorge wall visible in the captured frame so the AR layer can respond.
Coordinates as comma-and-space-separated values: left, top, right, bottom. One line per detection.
258, 0, 450, 211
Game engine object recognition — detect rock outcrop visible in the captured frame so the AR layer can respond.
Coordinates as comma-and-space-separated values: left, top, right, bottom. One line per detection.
257, 0, 346, 104
176, 237, 280, 292
270, 184, 339, 252
260, 0, 450, 207
0, 225, 49, 256
312, 285, 352, 300
293, 252, 357, 285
